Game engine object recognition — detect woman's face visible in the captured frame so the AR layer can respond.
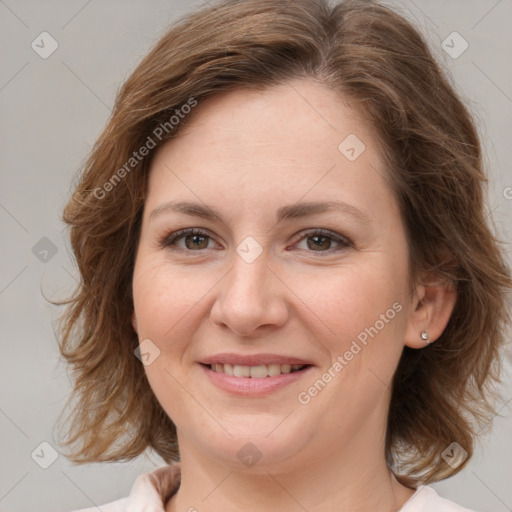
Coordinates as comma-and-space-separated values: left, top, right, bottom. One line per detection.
132, 79, 418, 471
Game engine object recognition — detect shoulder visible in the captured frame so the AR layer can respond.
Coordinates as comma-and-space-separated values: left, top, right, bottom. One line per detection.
68, 463, 181, 512
400, 485, 478, 512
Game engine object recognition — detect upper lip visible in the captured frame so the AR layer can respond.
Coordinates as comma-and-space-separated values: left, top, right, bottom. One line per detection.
200, 353, 313, 366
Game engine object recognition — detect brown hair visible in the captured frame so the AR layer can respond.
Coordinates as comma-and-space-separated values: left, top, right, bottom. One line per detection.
55, 0, 512, 485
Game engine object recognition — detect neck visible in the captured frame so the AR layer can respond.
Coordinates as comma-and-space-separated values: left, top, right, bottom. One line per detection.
166, 429, 415, 512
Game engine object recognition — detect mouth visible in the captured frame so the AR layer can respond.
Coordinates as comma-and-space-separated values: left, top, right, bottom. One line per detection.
203, 363, 310, 378
198, 355, 314, 395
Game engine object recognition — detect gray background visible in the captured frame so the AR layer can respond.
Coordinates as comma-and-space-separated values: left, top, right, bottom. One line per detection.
0, 1, 511, 511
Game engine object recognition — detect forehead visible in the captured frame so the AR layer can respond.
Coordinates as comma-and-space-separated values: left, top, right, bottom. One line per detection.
144, 80, 393, 228
174, 80, 372, 155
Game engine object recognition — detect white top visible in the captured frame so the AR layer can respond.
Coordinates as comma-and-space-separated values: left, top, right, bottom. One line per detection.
70, 463, 477, 512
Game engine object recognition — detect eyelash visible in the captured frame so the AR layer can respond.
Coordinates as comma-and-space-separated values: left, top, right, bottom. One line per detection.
158, 227, 352, 256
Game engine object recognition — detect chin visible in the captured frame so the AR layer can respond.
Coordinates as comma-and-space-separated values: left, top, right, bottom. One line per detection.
181, 410, 317, 472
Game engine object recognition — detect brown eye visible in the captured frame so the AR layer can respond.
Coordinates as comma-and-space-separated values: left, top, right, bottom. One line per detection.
183, 233, 210, 250
159, 227, 351, 256
160, 228, 216, 251
306, 235, 334, 251
294, 229, 351, 255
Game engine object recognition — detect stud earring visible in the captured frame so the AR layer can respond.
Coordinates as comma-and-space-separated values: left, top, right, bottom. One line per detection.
421, 331, 430, 343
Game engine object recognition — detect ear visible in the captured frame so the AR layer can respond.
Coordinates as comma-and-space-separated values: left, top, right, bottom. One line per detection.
131, 311, 138, 333
404, 272, 457, 349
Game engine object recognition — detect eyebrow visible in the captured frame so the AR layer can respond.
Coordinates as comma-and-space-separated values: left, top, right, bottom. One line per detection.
150, 200, 370, 225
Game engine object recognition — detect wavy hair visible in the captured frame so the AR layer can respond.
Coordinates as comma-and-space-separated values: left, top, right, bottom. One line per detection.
54, 0, 512, 486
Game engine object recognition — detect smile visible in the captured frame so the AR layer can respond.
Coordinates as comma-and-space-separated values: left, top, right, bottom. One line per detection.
208, 363, 308, 378
200, 357, 314, 395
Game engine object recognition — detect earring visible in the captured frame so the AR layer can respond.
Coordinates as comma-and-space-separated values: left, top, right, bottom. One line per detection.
420, 331, 430, 343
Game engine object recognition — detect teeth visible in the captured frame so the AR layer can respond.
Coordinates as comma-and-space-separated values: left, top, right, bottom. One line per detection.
210, 363, 306, 377
268, 364, 281, 377
233, 364, 250, 377
249, 365, 267, 378
281, 364, 291, 374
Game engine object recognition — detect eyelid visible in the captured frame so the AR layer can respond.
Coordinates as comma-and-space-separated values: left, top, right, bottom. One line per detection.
292, 228, 351, 246
158, 227, 352, 254
157, 227, 220, 251
289, 228, 352, 256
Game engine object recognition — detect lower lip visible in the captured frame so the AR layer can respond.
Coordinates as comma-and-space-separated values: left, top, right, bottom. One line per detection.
200, 364, 313, 395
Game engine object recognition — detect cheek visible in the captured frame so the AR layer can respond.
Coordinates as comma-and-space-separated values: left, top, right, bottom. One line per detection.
299, 263, 408, 407
132, 258, 208, 344
300, 264, 409, 419
132, 260, 209, 420
305, 260, 406, 348
133, 251, 409, 359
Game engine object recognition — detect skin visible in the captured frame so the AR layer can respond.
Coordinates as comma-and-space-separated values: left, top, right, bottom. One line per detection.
131, 79, 456, 512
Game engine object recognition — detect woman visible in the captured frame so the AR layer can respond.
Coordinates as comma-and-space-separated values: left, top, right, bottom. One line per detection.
56, 0, 512, 511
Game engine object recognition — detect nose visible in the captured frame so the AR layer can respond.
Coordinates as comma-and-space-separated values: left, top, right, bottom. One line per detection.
210, 248, 289, 337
